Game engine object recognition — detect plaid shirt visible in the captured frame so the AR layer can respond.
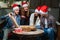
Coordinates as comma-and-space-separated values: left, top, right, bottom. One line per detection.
40, 14, 56, 28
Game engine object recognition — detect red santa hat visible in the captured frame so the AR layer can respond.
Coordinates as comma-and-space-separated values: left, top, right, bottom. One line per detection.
35, 6, 41, 14
22, 1, 28, 7
12, 4, 19, 11
40, 5, 48, 14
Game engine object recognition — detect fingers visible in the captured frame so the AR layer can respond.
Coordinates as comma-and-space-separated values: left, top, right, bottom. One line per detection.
8, 13, 12, 17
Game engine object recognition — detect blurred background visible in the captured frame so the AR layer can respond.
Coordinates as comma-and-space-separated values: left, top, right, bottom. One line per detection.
0, 0, 59, 21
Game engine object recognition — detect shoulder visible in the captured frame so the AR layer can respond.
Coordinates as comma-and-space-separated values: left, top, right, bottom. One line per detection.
49, 14, 55, 20
30, 13, 35, 16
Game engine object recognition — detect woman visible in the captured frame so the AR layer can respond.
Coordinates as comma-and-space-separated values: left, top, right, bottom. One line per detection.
30, 6, 41, 29
20, 1, 30, 25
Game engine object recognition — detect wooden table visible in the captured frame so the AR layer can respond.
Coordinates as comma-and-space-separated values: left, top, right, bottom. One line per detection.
12, 29, 44, 40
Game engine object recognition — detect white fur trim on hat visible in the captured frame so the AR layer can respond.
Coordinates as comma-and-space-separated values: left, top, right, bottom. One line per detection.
13, 6, 19, 11
48, 8, 51, 11
22, 4, 28, 7
40, 10, 48, 14
35, 9, 40, 14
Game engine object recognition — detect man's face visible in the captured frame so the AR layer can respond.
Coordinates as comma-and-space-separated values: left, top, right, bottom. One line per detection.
24, 6, 28, 11
14, 9, 19, 14
41, 14, 48, 17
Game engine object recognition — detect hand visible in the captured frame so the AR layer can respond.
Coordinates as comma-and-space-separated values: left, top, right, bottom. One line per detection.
21, 15, 26, 18
14, 28, 22, 32
8, 13, 12, 17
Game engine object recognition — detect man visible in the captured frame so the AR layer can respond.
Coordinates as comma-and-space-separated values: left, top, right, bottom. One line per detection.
30, 6, 42, 40
40, 5, 56, 40
0, 4, 21, 40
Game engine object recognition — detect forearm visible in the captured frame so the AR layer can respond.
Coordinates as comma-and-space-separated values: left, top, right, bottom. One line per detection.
52, 20, 56, 28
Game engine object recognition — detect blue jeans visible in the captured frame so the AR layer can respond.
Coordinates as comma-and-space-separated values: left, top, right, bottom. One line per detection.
3, 28, 11, 40
36, 25, 55, 40
36, 25, 41, 40
44, 28, 55, 40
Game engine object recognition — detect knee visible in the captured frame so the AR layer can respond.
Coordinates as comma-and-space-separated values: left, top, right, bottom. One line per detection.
47, 28, 54, 34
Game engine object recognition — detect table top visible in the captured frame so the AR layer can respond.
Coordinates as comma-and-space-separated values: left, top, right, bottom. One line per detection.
13, 29, 44, 35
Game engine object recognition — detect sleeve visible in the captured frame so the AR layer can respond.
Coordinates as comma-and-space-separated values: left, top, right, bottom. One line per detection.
29, 13, 34, 25
7, 17, 13, 27
50, 15, 56, 28
52, 17, 56, 28
0, 12, 13, 20
0, 14, 8, 20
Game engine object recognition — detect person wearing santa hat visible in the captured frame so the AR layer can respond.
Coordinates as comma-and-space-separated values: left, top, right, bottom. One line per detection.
0, 4, 21, 40
8, 4, 21, 27
40, 5, 56, 40
20, 1, 31, 25
29, 6, 41, 40
30, 6, 41, 29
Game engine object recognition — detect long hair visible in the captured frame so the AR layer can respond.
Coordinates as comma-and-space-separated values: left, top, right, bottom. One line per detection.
21, 7, 29, 17
20, 7, 29, 25
19, 7, 22, 16
34, 14, 41, 24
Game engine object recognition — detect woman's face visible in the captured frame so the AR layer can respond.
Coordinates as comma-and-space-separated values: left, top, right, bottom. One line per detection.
35, 12, 40, 16
14, 9, 19, 15
23, 6, 28, 11
35, 13, 38, 16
